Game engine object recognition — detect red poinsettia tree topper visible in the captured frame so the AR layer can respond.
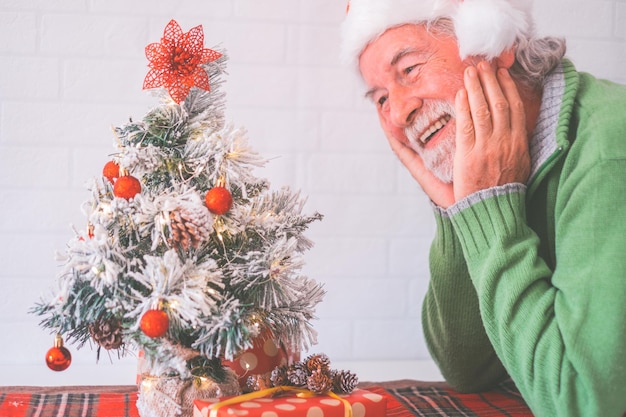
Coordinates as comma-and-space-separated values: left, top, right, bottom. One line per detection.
143, 19, 222, 103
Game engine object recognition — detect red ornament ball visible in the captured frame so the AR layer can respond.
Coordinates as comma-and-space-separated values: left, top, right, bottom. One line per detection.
45, 335, 72, 372
205, 186, 233, 215
102, 161, 120, 183
114, 175, 142, 200
140, 309, 169, 338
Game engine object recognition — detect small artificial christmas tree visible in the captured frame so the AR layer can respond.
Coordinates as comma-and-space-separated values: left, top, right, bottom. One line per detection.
32, 19, 324, 396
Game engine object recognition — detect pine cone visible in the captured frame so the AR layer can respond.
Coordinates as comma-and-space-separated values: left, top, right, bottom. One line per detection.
270, 365, 289, 387
245, 374, 271, 393
333, 369, 358, 394
169, 204, 211, 250
307, 369, 333, 395
88, 319, 123, 350
287, 362, 308, 387
304, 353, 330, 373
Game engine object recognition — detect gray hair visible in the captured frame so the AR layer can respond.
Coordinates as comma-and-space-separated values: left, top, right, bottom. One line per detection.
510, 36, 567, 91
429, 18, 566, 92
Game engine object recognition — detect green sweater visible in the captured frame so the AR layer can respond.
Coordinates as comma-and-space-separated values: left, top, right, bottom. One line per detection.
422, 59, 626, 417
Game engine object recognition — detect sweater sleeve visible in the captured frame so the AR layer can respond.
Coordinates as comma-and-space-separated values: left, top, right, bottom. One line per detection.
448, 163, 626, 417
422, 207, 508, 392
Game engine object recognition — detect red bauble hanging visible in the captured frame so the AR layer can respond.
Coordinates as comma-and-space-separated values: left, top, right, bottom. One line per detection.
45, 334, 72, 372
102, 161, 120, 184
140, 309, 169, 338
205, 186, 233, 215
114, 174, 142, 200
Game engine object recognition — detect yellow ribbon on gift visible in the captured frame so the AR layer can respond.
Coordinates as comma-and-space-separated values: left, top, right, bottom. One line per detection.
207, 386, 353, 417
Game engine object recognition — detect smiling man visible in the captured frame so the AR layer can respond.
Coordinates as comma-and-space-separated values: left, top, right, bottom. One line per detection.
341, 1, 626, 416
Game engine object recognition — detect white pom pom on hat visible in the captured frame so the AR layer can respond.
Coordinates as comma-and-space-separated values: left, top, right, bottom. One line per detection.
341, 0, 534, 67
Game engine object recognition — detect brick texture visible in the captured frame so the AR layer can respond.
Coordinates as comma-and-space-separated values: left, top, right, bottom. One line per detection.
0, 0, 623, 385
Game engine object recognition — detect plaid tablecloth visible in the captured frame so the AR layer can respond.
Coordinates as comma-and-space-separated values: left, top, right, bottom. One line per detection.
0, 386, 140, 417
0, 380, 533, 417
363, 379, 533, 416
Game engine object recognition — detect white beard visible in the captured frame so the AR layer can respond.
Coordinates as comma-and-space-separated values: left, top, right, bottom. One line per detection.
404, 100, 456, 184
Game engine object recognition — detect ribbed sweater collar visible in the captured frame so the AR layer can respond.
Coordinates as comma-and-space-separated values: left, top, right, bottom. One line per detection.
528, 63, 566, 180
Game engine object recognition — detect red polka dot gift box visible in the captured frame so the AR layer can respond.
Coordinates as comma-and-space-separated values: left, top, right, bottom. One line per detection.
193, 388, 387, 417
223, 335, 299, 389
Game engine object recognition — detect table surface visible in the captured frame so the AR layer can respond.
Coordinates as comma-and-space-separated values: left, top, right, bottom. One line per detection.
0, 379, 534, 416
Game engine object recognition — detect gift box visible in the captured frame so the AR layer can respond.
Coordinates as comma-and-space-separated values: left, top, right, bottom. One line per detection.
222, 333, 299, 388
193, 388, 387, 417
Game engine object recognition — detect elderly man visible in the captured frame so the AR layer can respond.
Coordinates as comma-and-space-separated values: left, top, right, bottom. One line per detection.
342, 1, 626, 416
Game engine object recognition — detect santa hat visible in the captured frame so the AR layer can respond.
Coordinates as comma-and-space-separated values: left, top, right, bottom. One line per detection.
341, 0, 534, 66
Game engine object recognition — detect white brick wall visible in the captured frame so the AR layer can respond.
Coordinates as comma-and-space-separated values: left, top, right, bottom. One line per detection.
0, 0, 624, 386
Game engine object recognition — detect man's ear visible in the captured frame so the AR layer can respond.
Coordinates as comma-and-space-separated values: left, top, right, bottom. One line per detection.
495, 47, 515, 69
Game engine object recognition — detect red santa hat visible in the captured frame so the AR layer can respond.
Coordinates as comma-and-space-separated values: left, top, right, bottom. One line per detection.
341, 0, 534, 66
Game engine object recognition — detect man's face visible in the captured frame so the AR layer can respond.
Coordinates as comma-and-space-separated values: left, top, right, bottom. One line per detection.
359, 23, 470, 183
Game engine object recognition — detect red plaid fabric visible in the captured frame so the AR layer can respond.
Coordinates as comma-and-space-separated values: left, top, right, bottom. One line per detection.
0, 380, 532, 417
367, 379, 534, 417
0, 388, 139, 417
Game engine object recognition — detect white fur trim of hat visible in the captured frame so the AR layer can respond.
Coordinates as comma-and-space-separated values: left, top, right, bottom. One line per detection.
341, 0, 534, 67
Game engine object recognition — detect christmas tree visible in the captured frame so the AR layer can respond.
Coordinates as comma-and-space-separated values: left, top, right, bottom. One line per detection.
32, 19, 324, 383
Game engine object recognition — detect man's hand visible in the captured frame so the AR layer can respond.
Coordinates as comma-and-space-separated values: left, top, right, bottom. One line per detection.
453, 62, 531, 201
380, 115, 456, 208
378, 61, 529, 209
